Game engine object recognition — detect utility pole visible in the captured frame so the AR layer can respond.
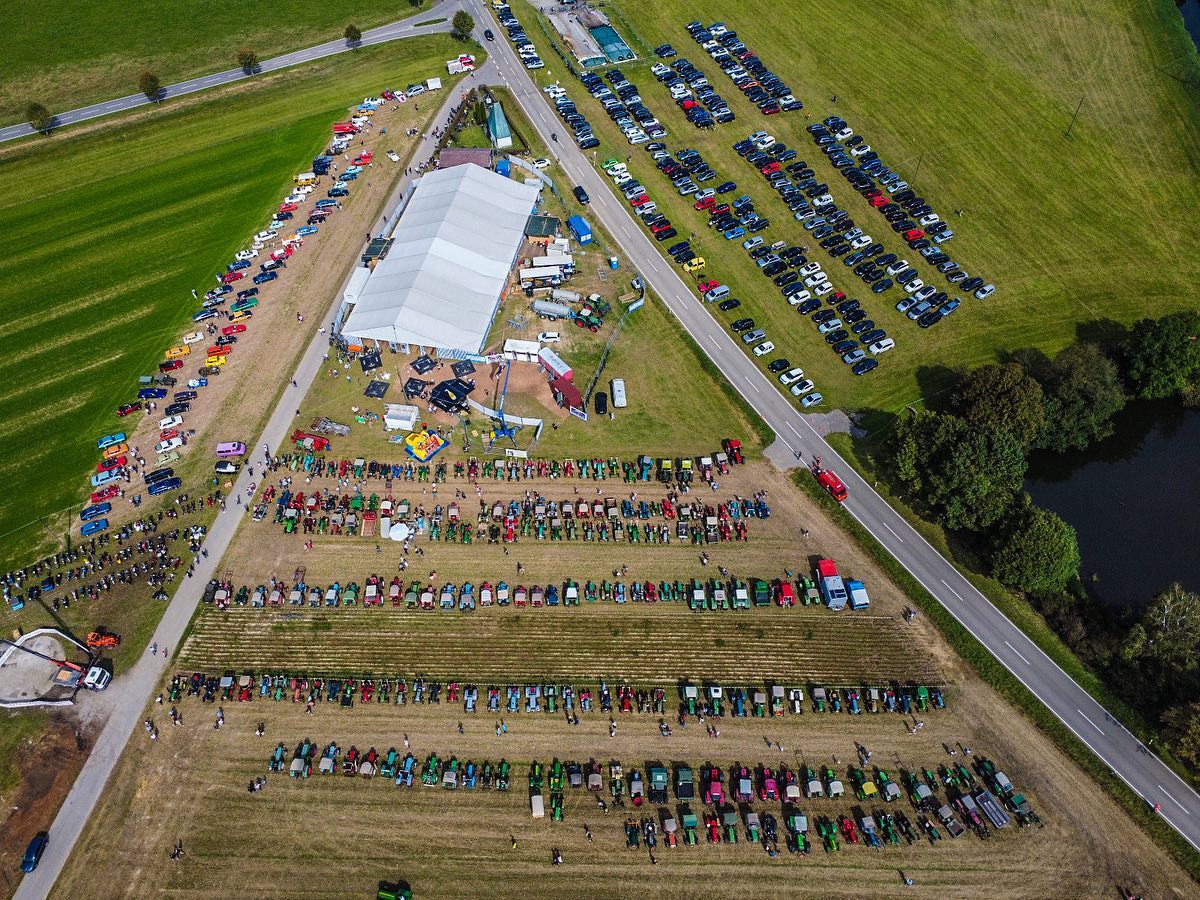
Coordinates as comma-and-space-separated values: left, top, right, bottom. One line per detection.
1065, 95, 1085, 139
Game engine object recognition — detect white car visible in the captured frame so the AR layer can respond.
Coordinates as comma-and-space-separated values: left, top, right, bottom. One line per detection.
800, 392, 823, 408
812, 282, 834, 297
886, 260, 909, 276
387, 149, 400, 162
532, 158, 551, 170
817, 319, 843, 334
919, 213, 941, 227
753, 341, 775, 357
850, 144, 872, 157
254, 230, 278, 243
785, 290, 811, 306
182, 331, 204, 345
798, 262, 823, 277
912, 285, 936, 302
869, 338, 896, 355
849, 235, 872, 249
542, 83, 562, 95
803, 274, 827, 289
789, 379, 815, 396
155, 437, 184, 454
159, 415, 184, 430
538, 331, 560, 343
406, 84, 426, 96
235, 248, 258, 261
903, 279, 925, 294
779, 367, 805, 386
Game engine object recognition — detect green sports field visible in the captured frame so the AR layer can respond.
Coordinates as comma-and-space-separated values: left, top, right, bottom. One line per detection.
0, 34, 462, 568
517, 0, 1200, 417
0, 0, 433, 124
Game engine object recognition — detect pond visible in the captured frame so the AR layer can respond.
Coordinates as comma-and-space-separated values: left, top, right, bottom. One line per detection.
1181, 0, 1200, 50
1025, 402, 1200, 609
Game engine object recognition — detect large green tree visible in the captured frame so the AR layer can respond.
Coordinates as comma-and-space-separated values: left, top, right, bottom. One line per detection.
990, 496, 1080, 596
1121, 583, 1200, 685
344, 24, 362, 46
1124, 310, 1200, 400
1034, 343, 1126, 453
25, 101, 53, 132
139, 70, 161, 101
237, 47, 260, 75
890, 410, 1027, 531
951, 362, 1045, 448
452, 10, 475, 40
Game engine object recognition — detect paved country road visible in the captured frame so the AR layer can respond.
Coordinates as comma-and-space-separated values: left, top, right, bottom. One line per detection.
12, 79, 469, 899
463, 0, 1200, 854
0, 0, 458, 144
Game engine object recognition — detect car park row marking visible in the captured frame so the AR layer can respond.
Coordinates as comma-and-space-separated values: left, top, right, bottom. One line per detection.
1003, 640, 1031, 666
1076, 708, 1106, 736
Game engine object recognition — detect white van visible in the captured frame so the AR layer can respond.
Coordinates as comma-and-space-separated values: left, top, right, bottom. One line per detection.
610, 378, 628, 409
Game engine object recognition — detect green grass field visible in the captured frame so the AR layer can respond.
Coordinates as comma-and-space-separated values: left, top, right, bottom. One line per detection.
515, 0, 1200, 419
0, 0, 434, 124
0, 35, 463, 569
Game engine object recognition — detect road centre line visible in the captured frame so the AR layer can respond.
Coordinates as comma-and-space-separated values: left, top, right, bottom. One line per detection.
1077, 708, 1106, 735
1003, 640, 1032, 665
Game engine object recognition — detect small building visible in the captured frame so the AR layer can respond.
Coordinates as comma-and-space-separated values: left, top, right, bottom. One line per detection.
487, 102, 513, 149
426, 77, 443, 91
525, 215, 560, 241
567, 215, 593, 244
384, 404, 420, 432
538, 347, 572, 380
503, 338, 541, 362
549, 376, 582, 411
361, 237, 393, 266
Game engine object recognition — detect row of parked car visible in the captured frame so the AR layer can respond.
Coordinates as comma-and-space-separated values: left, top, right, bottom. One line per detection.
588, 67, 666, 145
804, 119, 992, 328
544, 82, 599, 151
650, 55, 735, 128
494, 3, 544, 70
684, 20, 803, 116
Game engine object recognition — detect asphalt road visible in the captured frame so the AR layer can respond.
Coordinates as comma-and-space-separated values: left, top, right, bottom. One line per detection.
0, 0, 458, 143
12, 83, 468, 899
466, 0, 1200, 852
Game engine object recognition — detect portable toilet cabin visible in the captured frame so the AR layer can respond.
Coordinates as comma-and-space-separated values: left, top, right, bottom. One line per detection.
567, 215, 593, 244
847, 579, 871, 610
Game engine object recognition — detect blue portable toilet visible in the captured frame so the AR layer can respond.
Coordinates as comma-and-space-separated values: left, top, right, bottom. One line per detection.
609, 256, 619, 270
496, 158, 511, 177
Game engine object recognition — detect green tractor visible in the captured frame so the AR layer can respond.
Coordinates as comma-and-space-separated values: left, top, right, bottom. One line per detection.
529, 761, 544, 793
682, 812, 699, 846
550, 792, 565, 822
880, 814, 901, 846
421, 753, 440, 786
497, 759, 511, 791
549, 759, 565, 792
817, 816, 840, 852
376, 880, 413, 900
722, 809, 739, 844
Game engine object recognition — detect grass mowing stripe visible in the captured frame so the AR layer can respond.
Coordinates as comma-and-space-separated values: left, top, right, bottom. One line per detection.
0, 35, 464, 567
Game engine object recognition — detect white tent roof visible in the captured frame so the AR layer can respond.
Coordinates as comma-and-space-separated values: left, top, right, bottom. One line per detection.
342, 165, 540, 351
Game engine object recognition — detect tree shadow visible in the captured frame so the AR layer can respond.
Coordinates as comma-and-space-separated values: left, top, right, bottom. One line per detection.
913, 364, 961, 413
1075, 318, 1130, 348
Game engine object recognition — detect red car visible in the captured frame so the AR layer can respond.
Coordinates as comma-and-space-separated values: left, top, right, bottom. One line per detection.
159, 429, 180, 442
219, 271, 244, 284
708, 204, 730, 217
760, 162, 781, 174
697, 280, 719, 294
628, 194, 648, 207
828, 291, 846, 306
762, 104, 782, 115
694, 196, 716, 210
352, 152, 373, 165
116, 402, 142, 417
904, 228, 925, 241
206, 346, 231, 356
870, 196, 889, 208
159, 359, 183, 372
279, 202, 298, 213
221, 323, 247, 336
91, 485, 120, 504
650, 221, 673, 233
97, 456, 126, 473
863, 188, 883, 199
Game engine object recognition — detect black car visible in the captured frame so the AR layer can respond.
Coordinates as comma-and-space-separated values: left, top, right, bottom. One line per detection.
573, 186, 590, 205
852, 358, 879, 376
763, 261, 787, 277
768, 358, 792, 373
844, 308, 867, 325
718, 298, 742, 311
850, 319, 875, 335
173, 391, 198, 402
731, 318, 755, 333
812, 309, 837, 324
165, 402, 190, 416
837, 299, 861, 314
872, 279, 895, 294
960, 276, 985, 292
824, 329, 849, 345
595, 392, 608, 415
918, 309, 945, 328
654, 228, 677, 242
798, 298, 822, 315
484, 28, 495, 40
774, 271, 799, 287
832, 339, 858, 355
667, 240, 690, 257
861, 329, 887, 344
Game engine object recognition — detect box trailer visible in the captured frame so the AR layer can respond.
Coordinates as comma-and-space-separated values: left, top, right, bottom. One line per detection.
533, 254, 573, 268
846, 579, 870, 610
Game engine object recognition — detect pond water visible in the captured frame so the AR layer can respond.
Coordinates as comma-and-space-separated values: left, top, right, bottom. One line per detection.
1181, 0, 1200, 49
1024, 402, 1200, 609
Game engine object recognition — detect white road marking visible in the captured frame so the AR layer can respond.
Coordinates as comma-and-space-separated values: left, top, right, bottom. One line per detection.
787, 422, 802, 438
881, 520, 904, 542
744, 376, 759, 393
940, 579, 965, 602
1077, 708, 1105, 735
707, 334, 721, 349
1003, 640, 1031, 665
1160, 785, 1190, 813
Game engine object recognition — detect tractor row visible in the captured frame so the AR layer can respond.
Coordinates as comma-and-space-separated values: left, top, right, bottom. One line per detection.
173, 673, 946, 717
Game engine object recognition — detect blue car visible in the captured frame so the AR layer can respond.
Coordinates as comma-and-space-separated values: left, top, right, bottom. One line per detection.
227, 259, 250, 271
97, 432, 126, 450
193, 309, 217, 322
137, 388, 167, 400
81, 519, 109, 537
716, 180, 737, 194
81, 502, 111, 522
90, 471, 119, 488
21, 834, 47, 873
338, 172, 358, 182
253, 271, 278, 285
148, 477, 182, 496
296, 226, 318, 236
723, 227, 746, 240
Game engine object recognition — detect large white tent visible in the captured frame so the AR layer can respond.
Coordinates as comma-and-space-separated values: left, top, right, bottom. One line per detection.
341, 165, 540, 355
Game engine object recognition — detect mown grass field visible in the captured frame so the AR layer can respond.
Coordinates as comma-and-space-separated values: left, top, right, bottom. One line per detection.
513, 0, 1200, 420
0, 0, 433, 124
0, 35, 462, 569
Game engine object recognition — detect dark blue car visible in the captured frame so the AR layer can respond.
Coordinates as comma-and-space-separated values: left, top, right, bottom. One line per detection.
253, 271, 278, 285
21, 833, 47, 872
715, 181, 737, 194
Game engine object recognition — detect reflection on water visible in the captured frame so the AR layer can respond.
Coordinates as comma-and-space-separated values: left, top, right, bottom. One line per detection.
1025, 402, 1200, 609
